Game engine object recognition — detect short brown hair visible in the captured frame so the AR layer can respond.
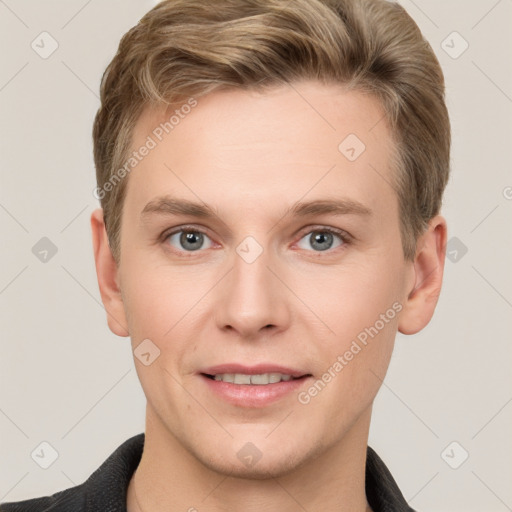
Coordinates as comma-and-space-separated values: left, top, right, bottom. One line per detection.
93, 0, 450, 264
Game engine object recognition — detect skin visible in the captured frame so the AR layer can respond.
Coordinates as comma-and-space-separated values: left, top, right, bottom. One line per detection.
91, 80, 447, 512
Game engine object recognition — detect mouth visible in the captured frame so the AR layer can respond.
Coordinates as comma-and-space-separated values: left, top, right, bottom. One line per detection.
197, 364, 313, 407
201, 372, 311, 385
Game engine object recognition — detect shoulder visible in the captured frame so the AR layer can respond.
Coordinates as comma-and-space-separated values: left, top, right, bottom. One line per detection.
366, 446, 417, 512
0, 433, 145, 512
0, 484, 86, 512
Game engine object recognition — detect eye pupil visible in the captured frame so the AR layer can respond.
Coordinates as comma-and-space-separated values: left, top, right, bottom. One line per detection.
310, 231, 333, 251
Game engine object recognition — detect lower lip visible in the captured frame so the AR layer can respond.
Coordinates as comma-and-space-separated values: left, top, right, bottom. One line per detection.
199, 374, 312, 408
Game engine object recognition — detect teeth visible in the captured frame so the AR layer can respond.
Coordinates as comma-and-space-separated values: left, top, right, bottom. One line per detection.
213, 373, 295, 385
234, 374, 251, 385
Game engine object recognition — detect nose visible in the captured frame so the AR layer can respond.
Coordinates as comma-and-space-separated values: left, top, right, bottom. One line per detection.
213, 242, 291, 339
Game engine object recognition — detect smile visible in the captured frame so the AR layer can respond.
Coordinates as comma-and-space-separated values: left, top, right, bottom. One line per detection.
204, 373, 303, 385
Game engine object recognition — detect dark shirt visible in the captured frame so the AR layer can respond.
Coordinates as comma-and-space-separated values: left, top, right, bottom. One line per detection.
0, 433, 416, 511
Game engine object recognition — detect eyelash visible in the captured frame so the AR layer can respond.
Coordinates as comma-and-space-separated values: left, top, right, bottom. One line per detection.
160, 224, 352, 256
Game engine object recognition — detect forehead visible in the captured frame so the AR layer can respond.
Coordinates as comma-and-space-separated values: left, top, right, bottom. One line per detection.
126, 81, 397, 220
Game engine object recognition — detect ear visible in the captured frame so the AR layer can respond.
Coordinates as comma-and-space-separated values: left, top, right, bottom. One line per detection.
90, 208, 129, 337
398, 215, 447, 335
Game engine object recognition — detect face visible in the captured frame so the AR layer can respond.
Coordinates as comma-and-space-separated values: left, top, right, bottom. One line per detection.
101, 81, 420, 477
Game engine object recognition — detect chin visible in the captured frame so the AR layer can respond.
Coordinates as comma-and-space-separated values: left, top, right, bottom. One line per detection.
199, 450, 308, 480
185, 431, 323, 481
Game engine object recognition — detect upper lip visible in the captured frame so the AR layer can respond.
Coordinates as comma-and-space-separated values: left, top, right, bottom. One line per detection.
199, 363, 311, 378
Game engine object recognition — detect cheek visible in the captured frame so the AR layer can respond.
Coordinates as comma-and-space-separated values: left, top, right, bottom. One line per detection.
298, 307, 398, 433
292, 258, 402, 339
293, 254, 403, 402
120, 262, 184, 338
120, 257, 217, 359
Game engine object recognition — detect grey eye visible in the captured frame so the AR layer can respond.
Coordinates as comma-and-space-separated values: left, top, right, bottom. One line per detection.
296, 230, 343, 252
167, 230, 213, 251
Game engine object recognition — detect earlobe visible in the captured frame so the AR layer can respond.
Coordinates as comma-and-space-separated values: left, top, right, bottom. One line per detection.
398, 215, 447, 335
90, 209, 130, 337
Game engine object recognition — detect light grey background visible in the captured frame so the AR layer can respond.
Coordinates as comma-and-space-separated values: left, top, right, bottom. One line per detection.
1, 0, 511, 510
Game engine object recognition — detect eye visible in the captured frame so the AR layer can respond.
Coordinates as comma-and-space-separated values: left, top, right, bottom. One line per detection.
296, 228, 346, 252
165, 228, 214, 252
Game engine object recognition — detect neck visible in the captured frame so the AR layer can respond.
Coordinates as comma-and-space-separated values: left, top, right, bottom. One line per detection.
127, 405, 373, 512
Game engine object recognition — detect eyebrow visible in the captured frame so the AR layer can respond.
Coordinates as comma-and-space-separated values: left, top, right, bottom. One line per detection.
140, 196, 372, 221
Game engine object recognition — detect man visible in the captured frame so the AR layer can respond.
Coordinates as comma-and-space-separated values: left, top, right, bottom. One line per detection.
0, 0, 449, 510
